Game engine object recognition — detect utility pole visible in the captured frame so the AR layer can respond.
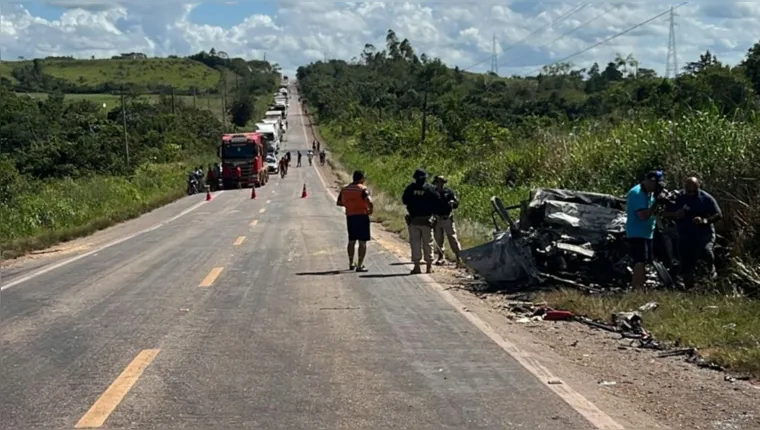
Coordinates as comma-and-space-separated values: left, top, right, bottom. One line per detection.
171, 86, 176, 114
0, 2, 3, 63
121, 88, 129, 167
665, 6, 678, 79
490, 34, 498, 75
420, 84, 428, 145
221, 78, 227, 132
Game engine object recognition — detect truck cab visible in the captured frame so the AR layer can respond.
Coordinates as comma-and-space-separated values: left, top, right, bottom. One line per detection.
219, 133, 269, 188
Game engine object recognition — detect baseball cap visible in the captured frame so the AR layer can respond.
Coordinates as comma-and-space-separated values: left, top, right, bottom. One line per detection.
434, 175, 448, 183
645, 170, 666, 187
413, 168, 427, 179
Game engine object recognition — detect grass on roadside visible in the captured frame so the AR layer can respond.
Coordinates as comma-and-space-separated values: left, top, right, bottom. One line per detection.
314, 120, 760, 378
0, 160, 209, 260
542, 289, 760, 376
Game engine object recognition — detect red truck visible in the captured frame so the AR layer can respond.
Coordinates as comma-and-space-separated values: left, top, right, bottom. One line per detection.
219, 132, 269, 189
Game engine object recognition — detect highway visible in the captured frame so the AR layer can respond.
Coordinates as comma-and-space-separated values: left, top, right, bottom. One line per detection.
0, 89, 608, 429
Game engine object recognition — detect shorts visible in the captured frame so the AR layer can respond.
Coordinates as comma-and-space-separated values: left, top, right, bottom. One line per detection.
627, 238, 653, 264
346, 215, 371, 242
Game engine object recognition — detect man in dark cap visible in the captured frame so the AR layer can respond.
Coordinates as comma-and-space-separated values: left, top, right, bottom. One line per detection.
432, 175, 462, 265
663, 176, 722, 288
402, 168, 440, 274
625, 170, 665, 289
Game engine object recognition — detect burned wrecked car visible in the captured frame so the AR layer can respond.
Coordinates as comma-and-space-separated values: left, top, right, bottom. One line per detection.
460, 188, 676, 291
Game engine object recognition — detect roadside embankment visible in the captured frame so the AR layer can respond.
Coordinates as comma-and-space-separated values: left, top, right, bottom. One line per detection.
0, 161, 207, 260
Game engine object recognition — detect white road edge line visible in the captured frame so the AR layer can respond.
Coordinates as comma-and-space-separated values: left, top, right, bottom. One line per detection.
0, 194, 221, 291
297, 96, 623, 429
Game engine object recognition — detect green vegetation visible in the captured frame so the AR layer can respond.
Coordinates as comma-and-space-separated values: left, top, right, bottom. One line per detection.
1, 58, 219, 93
299, 29, 760, 375
1, 51, 280, 257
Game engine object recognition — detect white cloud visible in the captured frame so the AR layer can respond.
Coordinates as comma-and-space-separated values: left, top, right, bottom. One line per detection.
0, 1, 757, 78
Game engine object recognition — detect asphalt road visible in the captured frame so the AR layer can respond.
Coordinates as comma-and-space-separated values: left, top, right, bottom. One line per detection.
0, 88, 598, 429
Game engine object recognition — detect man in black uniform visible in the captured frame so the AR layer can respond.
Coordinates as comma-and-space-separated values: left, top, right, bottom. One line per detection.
432, 175, 462, 265
402, 168, 440, 274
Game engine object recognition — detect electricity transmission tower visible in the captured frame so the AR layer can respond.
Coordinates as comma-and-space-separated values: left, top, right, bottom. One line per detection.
665, 6, 678, 78
489, 34, 498, 75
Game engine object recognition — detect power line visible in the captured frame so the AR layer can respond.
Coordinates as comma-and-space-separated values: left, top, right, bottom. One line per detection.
498, 4, 617, 71
529, 2, 688, 76
499, 3, 589, 59
461, 4, 588, 72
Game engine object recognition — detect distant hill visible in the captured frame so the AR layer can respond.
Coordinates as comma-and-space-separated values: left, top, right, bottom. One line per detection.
0, 56, 229, 95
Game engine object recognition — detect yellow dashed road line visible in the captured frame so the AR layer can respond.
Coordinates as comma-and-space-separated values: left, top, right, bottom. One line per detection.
233, 236, 246, 246
75, 349, 160, 428
199, 267, 224, 287
250, 219, 258, 227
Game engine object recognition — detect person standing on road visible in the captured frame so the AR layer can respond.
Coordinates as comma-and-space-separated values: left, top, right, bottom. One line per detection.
214, 162, 222, 190
626, 170, 664, 289
663, 177, 722, 289
297, 151, 302, 167
432, 175, 462, 266
307, 150, 313, 166
279, 156, 288, 178
402, 169, 440, 274
337, 170, 374, 272
235, 165, 242, 189
207, 164, 217, 192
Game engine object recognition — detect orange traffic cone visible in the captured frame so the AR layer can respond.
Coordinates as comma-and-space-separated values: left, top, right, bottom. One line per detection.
301, 184, 308, 198
251, 185, 257, 199
205, 186, 212, 201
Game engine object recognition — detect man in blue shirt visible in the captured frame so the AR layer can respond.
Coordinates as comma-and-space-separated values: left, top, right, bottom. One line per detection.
664, 177, 722, 289
626, 171, 664, 289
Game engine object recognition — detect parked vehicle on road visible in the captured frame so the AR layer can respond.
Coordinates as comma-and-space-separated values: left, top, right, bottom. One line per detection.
219, 133, 269, 189
266, 154, 279, 173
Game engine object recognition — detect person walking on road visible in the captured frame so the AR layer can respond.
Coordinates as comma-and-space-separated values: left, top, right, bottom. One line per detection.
307, 150, 314, 166
337, 170, 374, 272
297, 151, 302, 167
402, 168, 440, 274
432, 175, 462, 266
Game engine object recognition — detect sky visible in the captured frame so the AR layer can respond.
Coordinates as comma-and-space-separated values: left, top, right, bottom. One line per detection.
0, 1, 757, 78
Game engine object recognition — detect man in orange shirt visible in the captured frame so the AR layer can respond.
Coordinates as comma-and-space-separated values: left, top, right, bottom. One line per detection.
337, 170, 374, 272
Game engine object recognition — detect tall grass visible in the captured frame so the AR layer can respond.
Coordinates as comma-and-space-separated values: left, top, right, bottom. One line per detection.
0, 161, 201, 258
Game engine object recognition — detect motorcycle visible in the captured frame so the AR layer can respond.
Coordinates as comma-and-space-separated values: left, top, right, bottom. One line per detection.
187, 177, 199, 195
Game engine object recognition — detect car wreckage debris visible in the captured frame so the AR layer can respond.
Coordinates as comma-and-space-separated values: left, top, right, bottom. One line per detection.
459, 189, 676, 290
502, 294, 748, 379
